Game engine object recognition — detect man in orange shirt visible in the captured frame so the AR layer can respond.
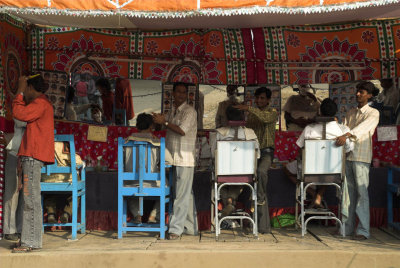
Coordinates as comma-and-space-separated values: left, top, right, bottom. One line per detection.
11, 75, 54, 253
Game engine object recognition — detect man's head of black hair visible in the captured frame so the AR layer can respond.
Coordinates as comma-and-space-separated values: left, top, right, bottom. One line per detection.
356, 81, 378, 96
320, 98, 338, 117
136, 113, 154, 131
173, 82, 188, 92
226, 105, 244, 121
254, 87, 272, 99
95, 78, 111, 93
226, 85, 238, 96
27, 75, 46, 93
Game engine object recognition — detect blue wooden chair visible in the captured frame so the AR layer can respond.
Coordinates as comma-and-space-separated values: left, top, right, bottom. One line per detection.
387, 166, 400, 231
41, 134, 86, 240
117, 137, 171, 239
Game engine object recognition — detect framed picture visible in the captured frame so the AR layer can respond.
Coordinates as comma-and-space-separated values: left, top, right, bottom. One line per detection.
329, 82, 358, 123
37, 70, 69, 119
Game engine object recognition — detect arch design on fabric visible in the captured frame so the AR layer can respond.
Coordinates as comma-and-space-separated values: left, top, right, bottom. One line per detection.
52, 35, 121, 77
4, 33, 24, 94
295, 38, 375, 84
149, 38, 221, 84
168, 61, 202, 83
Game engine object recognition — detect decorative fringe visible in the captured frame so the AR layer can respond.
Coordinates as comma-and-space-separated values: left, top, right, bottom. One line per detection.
1, 1, 399, 19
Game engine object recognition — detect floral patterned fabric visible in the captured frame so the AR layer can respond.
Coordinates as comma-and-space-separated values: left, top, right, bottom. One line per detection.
0, 14, 28, 125
373, 126, 400, 166
253, 20, 389, 85
30, 28, 252, 85
274, 131, 302, 161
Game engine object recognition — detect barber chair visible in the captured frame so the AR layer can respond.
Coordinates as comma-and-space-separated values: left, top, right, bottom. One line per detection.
295, 117, 346, 237
211, 121, 258, 240
117, 137, 171, 239
41, 134, 86, 240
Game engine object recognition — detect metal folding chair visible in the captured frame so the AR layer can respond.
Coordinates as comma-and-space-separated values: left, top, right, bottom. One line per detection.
117, 137, 172, 239
41, 134, 86, 241
295, 118, 345, 237
211, 138, 258, 240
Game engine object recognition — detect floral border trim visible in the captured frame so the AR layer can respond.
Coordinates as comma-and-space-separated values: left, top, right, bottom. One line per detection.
0, 0, 399, 19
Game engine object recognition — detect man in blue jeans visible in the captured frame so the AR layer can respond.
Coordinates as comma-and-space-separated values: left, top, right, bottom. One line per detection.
11, 75, 54, 252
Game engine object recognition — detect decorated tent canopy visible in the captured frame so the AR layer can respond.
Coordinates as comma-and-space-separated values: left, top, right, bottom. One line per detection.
0, 0, 400, 28
1, 1, 400, 234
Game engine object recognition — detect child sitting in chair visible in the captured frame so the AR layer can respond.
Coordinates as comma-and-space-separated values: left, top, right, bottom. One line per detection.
42, 141, 84, 223
284, 98, 354, 208
210, 105, 260, 218
124, 113, 172, 224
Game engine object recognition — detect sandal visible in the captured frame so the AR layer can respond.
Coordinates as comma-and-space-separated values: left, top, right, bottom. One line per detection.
47, 213, 57, 223
60, 212, 70, 223
8, 242, 21, 250
168, 233, 180, 240
12, 246, 41, 253
147, 216, 157, 223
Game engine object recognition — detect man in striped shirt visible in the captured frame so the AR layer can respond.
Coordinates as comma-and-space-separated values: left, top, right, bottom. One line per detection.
235, 87, 278, 234
153, 82, 198, 240
336, 81, 379, 240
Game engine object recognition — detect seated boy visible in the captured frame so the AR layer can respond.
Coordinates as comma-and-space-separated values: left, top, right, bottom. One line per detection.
42, 141, 84, 223
210, 105, 260, 217
124, 113, 172, 223
284, 98, 354, 208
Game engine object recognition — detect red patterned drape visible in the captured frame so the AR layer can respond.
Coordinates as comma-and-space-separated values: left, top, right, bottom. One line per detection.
0, 14, 28, 133
252, 20, 400, 84
32, 28, 252, 85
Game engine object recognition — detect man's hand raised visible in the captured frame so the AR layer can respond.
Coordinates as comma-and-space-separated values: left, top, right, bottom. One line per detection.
233, 104, 249, 111
152, 113, 166, 125
17, 76, 28, 95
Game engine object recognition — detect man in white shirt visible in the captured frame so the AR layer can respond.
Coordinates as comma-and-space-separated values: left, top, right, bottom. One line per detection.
153, 82, 198, 240
295, 98, 354, 208
336, 81, 380, 240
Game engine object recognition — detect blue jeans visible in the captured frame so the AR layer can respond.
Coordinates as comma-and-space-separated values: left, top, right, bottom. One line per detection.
344, 161, 370, 238
21, 157, 44, 248
3, 152, 23, 235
